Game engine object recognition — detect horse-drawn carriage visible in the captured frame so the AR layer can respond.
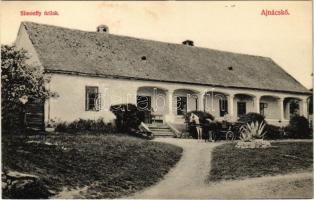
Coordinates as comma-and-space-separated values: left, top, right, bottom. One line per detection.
211, 121, 245, 141
186, 113, 245, 141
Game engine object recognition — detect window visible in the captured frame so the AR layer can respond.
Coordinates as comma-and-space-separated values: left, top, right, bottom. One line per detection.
260, 103, 267, 116
219, 98, 228, 117
85, 86, 101, 111
177, 96, 187, 116
237, 102, 246, 117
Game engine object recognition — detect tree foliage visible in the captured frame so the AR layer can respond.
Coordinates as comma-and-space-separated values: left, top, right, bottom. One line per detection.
1, 45, 53, 131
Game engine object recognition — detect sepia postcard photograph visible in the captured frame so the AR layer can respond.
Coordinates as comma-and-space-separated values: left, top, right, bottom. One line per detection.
0, 1, 313, 199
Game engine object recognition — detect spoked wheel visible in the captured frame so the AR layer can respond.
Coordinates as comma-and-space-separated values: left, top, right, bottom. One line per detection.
225, 131, 235, 141
211, 131, 217, 141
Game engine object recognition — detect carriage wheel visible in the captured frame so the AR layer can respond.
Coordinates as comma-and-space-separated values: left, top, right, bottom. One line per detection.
225, 131, 235, 141
211, 131, 217, 141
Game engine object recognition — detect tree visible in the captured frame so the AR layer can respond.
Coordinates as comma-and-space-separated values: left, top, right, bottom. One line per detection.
1, 45, 54, 131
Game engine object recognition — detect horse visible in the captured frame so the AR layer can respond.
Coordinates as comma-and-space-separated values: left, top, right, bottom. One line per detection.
189, 113, 202, 142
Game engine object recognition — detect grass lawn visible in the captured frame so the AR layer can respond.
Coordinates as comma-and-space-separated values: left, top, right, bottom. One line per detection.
2, 133, 183, 198
208, 141, 313, 182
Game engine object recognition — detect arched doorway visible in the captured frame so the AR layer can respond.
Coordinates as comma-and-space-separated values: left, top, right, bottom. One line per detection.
173, 89, 200, 117
204, 91, 230, 119
234, 93, 255, 118
137, 87, 167, 124
284, 97, 301, 120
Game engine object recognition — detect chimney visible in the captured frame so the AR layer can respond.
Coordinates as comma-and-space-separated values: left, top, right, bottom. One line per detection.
97, 25, 109, 33
182, 40, 194, 46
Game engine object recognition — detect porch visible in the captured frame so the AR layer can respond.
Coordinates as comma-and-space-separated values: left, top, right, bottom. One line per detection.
135, 86, 309, 127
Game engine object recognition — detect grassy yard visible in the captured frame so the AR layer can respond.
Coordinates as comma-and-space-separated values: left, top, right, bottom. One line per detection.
2, 133, 183, 198
208, 141, 313, 182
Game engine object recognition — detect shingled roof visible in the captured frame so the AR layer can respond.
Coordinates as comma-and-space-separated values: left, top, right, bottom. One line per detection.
20, 21, 309, 94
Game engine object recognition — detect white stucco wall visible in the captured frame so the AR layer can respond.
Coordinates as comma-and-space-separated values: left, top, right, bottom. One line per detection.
47, 74, 137, 123
15, 24, 42, 69
260, 96, 280, 119
46, 73, 310, 126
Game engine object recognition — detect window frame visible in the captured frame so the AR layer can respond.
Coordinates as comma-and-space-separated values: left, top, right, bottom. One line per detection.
177, 96, 187, 116
219, 98, 228, 117
85, 86, 100, 111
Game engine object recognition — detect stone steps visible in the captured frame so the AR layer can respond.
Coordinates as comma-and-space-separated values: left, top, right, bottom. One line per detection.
147, 123, 174, 137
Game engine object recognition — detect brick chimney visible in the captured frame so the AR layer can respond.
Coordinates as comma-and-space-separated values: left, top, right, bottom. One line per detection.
97, 25, 109, 33
182, 40, 194, 46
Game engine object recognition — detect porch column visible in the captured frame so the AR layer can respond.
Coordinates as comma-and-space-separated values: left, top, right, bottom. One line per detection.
254, 95, 260, 113
302, 98, 308, 117
278, 97, 284, 121
228, 94, 234, 121
168, 89, 174, 115
165, 89, 175, 122
198, 92, 206, 112
285, 100, 290, 119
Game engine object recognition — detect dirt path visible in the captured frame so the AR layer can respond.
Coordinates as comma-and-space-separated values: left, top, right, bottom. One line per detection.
128, 138, 221, 199
128, 138, 313, 199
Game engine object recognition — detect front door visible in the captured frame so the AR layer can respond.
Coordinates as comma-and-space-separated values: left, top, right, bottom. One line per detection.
237, 101, 246, 117
219, 98, 228, 117
177, 96, 187, 116
137, 96, 152, 123
25, 99, 45, 131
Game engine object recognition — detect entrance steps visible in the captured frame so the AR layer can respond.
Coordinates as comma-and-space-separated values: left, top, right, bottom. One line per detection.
147, 123, 175, 137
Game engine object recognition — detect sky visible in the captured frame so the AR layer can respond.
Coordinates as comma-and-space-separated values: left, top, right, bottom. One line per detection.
0, 1, 312, 89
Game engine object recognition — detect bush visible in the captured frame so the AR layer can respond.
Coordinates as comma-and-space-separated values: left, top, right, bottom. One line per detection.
239, 121, 267, 141
264, 124, 283, 140
110, 104, 144, 133
286, 116, 311, 139
54, 118, 114, 133
238, 112, 265, 124
54, 121, 67, 132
